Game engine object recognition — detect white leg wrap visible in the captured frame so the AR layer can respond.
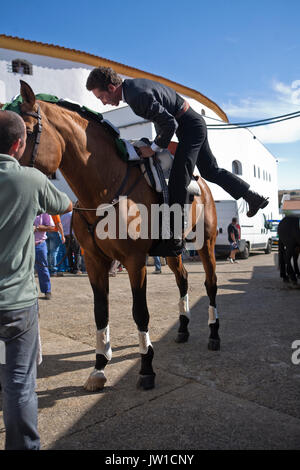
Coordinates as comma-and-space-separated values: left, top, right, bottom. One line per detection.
96, 326, 112, 361
90, 368, 106, 377
208, 306, 218, 325
138, 331, 152, 354
178, 294, 191, 320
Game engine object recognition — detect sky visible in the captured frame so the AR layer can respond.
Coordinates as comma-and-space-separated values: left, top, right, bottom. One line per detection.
1, 0, 300, 189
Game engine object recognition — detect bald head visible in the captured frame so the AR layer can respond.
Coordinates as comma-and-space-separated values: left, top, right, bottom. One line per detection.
0, 110, 26, 158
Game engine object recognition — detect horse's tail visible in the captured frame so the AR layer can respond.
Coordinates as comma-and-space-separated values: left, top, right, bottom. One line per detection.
278, 238, 287, 279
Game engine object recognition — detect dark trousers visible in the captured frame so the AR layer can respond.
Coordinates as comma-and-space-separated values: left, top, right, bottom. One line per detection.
65, 234, 81, 273
168, 108, 250, 207
0, 301, 40, 450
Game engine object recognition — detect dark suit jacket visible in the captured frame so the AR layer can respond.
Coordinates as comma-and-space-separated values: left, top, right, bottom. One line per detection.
122, 78, 185, 149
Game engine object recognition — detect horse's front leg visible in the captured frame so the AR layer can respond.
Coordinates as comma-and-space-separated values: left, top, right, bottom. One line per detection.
127, 261, 155, 390
279, 240, 289, 282
286, 246, 297, 285
83, 252, 112, 391
166, 255, 190, 343
293, 252, 300, 278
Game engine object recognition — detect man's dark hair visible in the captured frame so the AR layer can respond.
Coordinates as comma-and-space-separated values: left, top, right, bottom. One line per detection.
232, 217, 237, 223
86, 67, 122, 91
0, 110, 25, 154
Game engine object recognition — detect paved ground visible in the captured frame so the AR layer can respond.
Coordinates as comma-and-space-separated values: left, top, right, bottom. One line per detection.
1, 251, 300, 450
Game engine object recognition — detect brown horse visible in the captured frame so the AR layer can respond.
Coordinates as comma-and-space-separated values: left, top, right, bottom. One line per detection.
17, 80, 219, 391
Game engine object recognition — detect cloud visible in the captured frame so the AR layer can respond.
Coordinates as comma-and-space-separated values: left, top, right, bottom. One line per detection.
222, 79, 300, 143
253, 116, 300, 144
273, 79, 300, 105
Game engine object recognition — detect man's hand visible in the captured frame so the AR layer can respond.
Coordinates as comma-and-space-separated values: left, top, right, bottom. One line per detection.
138, 146, 156, 158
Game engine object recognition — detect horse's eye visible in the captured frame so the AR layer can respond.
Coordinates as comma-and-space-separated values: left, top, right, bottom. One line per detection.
26, 129, 34, 135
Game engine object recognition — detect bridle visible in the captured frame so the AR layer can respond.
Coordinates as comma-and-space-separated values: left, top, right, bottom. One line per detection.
21, 104, 43, 168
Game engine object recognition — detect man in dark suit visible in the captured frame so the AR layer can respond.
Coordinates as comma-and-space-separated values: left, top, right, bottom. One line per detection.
86, 67, 268, 254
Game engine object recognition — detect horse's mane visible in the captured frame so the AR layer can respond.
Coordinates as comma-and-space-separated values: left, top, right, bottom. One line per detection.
2, 94, 127, 161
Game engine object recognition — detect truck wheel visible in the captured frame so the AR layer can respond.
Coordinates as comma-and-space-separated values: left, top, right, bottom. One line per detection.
264, 239, 272, 254
240, 243, 249, 259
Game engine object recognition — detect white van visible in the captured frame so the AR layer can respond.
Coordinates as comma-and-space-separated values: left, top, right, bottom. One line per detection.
215, 199, 273, 259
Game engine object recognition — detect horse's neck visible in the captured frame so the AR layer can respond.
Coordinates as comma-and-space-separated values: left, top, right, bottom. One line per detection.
56, 112, 126, 210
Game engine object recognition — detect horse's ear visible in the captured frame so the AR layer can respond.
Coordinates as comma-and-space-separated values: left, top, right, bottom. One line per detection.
20, 80, 35, 108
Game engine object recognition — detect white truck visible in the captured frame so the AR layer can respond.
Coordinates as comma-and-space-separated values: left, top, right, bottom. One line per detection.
215, 199, 273, 259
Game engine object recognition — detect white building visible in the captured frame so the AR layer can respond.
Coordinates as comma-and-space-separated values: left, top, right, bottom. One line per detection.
0, 34, 279, 220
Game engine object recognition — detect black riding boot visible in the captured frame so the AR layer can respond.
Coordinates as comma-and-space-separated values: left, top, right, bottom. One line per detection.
244, 190, 269, 217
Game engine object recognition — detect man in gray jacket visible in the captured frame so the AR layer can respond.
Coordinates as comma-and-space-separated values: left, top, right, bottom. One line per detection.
0, 110, 72, 450
86, 67, 268, 254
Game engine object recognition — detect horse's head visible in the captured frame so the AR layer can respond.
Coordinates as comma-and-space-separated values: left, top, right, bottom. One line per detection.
19, 80, 63, 175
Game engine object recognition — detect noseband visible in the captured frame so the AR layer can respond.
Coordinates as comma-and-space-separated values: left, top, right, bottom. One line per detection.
21, 105, 43, 167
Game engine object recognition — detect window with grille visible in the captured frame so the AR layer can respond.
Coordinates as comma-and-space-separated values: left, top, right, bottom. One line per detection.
232, 160, 242, 175
11, 59, 33, 75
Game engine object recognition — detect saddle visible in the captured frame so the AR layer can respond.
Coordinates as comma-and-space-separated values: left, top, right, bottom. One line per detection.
121, 138, 201, 201
119, 138, 203, 257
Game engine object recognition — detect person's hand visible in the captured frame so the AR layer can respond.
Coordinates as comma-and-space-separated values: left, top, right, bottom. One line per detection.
138, 146, 156, 158
62, 236, 66, 244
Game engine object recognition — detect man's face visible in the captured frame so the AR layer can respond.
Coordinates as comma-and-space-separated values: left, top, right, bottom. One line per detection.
92, 84, 121, 106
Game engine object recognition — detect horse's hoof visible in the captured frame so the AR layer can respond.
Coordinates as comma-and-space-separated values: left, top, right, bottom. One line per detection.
175, 331, 189, 343
208, 338, 220, 351
84, 369, 107, 392
136, 374, 155, 390
289, 282, 299, 289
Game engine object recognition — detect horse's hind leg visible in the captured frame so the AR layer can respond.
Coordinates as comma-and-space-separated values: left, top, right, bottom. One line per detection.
83, 253, 112, 391
166, 255, 190, 343
127, 261, 155, 390
199, 240, 220, 351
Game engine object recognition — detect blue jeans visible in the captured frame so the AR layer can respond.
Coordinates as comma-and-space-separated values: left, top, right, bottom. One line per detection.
154, 256, 161, 271
57, 242, 69, 272
0, 301, 40, 450
35, 241, 51, 294
46, 232, 62, 274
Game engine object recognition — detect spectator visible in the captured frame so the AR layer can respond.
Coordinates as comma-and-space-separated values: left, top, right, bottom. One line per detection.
153, 256, 162, 274
0, 109, 72, 450
109, 260, 119, 277
80, 248, 87, 273
34, 214, 55, 300
227, 217, 240, 264
188, 249, 198, 261
61, 211, 82, 274
46, 214, 65, 276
